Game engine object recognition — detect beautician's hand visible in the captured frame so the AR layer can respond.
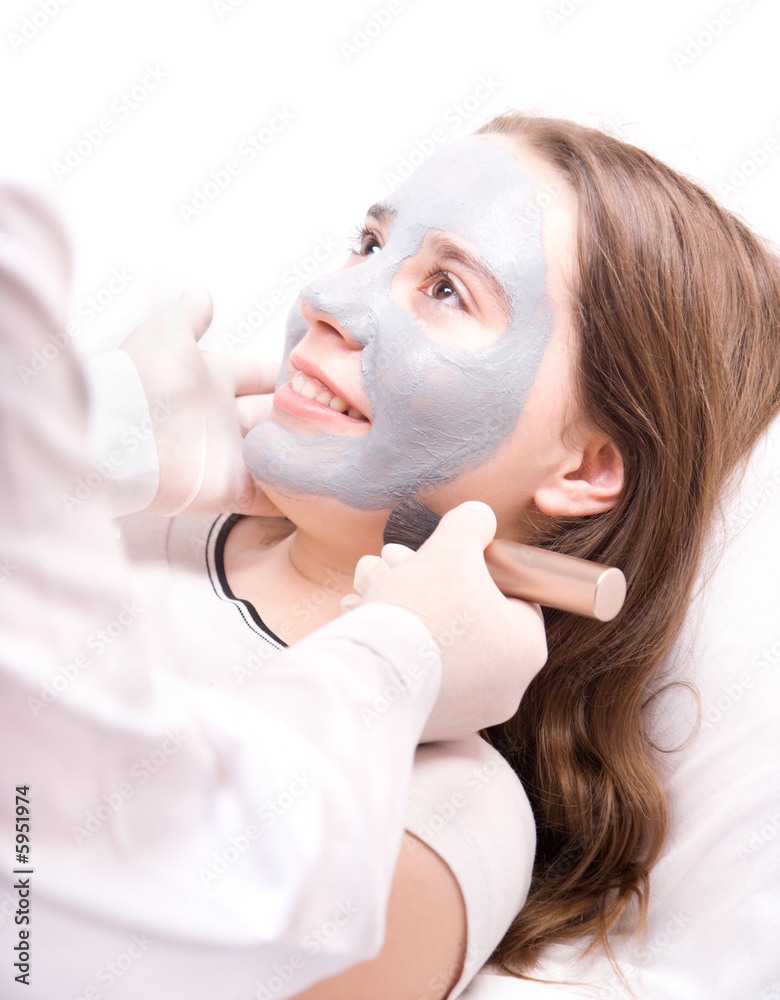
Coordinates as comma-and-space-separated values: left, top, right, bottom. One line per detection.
353, 501, 548, 742
121, 287, 281, 516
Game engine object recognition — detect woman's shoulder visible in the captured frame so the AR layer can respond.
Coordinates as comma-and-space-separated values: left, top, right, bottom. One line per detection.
406, 735, 536, 995
407, 734, 535, 856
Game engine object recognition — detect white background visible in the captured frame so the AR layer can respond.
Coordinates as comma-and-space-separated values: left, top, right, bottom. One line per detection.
2, 0, 778, 361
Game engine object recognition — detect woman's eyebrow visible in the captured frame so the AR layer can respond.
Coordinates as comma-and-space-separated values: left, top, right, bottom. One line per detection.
365, 203, 397, 226
424, 231, 509, 310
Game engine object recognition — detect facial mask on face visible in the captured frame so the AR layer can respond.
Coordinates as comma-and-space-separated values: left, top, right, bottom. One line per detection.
242, 135, 553, 510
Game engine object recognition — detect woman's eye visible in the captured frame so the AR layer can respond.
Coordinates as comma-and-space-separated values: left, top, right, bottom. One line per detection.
423, 270, 468, 312
430, 277, 457, 300
349, 225, 382, 256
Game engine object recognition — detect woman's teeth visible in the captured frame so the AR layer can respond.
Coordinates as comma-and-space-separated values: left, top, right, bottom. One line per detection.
290, 369, 367, 421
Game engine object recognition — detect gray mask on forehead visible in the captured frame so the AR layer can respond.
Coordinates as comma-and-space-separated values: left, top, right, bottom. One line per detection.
243, 135, 553, 510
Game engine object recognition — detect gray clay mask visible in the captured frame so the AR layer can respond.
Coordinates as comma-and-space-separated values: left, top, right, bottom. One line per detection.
242, 135, 554, 510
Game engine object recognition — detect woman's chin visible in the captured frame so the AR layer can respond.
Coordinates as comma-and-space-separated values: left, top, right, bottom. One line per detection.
246, 489, 287, 518
250, 479, 301, 520
252, 479, 393, 536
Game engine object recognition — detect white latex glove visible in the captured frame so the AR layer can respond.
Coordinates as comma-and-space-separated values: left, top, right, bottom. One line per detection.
349, 501, 548, 743
120, 287, 280, 516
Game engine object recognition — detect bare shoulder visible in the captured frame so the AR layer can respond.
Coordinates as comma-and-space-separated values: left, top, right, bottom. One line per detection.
291, 831, 467, 1000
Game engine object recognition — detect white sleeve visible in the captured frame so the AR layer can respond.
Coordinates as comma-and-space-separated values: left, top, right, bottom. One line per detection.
0, 181, 442, 999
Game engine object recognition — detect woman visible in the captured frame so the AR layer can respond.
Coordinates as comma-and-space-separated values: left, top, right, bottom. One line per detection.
102, 112, 780, 994
114, 124, 575, 998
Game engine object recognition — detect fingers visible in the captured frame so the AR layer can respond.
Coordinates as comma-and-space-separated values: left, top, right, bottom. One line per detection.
342, 544, 415, 616
380, 543, 415, 568
340, 593, 362, 614
224, 357, 280, 396
353, 554, 389, 595
171, 286, 214, 341
233, 478, 285, 517
420, 500, 497, 557
504, 596, 548, 676
236, 394, 274, 434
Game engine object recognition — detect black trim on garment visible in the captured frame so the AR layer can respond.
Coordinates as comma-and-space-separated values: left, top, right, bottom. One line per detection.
208, 513, 288, 648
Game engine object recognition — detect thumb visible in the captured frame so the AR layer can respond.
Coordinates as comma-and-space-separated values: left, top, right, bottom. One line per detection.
171, 286, 214, 341
236, 393, 274, 434
223, 356, 280, 397
420, 500, 497, 559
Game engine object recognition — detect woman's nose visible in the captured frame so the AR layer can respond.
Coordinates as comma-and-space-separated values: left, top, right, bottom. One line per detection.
296, 291, 362, 351
296, 264, 381, 349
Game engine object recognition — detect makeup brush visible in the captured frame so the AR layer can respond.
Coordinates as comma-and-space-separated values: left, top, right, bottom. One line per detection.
383, 499, 626, 622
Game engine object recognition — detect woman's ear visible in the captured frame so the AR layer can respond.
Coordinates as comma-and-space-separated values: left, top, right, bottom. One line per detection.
533, 433, 624, 517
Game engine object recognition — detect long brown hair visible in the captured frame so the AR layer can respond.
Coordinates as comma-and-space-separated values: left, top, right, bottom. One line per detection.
476, 112, 780, 974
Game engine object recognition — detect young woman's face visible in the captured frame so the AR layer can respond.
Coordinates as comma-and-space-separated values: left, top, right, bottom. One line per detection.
243, 134, 578, 527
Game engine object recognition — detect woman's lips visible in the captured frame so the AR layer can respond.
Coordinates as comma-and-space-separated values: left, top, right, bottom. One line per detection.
289, 368, 368, 420
282, 351, 371, 423
273, 365, 371, 431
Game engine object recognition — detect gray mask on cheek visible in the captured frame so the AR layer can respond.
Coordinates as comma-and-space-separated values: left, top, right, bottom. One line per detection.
242, 135, 554, 510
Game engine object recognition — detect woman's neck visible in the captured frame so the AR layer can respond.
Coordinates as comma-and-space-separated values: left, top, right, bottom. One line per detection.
223, 495, 390, 645
287, 519, 380, 587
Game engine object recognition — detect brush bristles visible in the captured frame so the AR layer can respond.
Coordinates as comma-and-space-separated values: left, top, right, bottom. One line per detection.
382, 499, 442, 550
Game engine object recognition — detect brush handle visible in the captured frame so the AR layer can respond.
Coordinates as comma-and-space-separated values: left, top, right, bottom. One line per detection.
483, 539, 626, 622
382, 500, 626, 621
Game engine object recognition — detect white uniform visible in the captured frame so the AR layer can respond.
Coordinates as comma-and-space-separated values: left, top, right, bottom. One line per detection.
0, 183, 535, 1000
